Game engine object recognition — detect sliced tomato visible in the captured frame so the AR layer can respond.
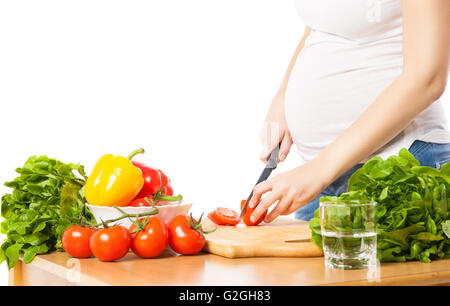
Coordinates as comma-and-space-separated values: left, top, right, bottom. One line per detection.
210, 207, 240, 226
207, 212, 227, 225
240, 199, 267, 226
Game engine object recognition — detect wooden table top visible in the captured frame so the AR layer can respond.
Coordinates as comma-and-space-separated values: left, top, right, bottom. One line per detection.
11, 250, 450, 286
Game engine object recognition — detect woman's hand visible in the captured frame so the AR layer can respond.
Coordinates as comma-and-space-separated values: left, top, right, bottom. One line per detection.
260, 93, 293, 163
248, 157, 333, 223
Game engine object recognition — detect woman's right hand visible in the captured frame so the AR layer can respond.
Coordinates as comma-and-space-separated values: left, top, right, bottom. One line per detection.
260, 93, 293, 163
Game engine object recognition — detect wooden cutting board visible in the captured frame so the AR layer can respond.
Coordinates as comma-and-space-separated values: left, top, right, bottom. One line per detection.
202, 216, 323, 258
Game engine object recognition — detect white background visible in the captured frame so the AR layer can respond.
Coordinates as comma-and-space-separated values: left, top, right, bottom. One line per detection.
0, 0, 448, 286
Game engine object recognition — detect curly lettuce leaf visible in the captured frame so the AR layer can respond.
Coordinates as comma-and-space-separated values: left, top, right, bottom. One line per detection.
0, 155, 94, 269
310, 148, 450, 263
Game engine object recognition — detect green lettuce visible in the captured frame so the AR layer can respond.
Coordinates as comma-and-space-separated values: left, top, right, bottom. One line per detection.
0, 155, 94, 269
310, 148, 450, 263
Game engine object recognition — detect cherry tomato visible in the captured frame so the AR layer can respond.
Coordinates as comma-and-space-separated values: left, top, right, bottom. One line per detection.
62, 225, 95, 258
168, 215, 206, 255
240, 199, 267, 226
129, 217, 169, 258
128, 196, 161, 207
210, 207, 240, 226
90, 225, 131, 262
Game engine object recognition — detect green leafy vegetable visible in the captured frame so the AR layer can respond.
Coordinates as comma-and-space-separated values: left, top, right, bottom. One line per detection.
0, 155, 94, 269
310, 148, 450, 263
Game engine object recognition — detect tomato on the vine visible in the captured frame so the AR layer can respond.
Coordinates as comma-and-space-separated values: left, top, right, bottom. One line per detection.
90, 225, 131, 262
129, 217, 169, 258
128, 196, 160, 207
168, 214, 212, 255
62, 225, 95, 258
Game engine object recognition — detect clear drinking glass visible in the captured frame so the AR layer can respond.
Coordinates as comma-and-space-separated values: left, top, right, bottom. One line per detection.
319, 200, 377, 270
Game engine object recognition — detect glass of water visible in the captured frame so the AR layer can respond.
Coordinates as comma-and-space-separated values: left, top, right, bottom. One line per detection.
319, 200, 377, 270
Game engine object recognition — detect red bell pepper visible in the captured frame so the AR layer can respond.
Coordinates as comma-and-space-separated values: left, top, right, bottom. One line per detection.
131, 162, 174, 198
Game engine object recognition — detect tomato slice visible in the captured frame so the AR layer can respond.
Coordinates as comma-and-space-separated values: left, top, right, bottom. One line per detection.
207, 212, 227, 225
240, 199, 267, 226
210, 207, 241, 226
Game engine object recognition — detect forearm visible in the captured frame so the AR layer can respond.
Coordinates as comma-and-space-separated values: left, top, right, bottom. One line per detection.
261, 27, 312, 160
274, 26, 311, 102
315, 73, 448, 185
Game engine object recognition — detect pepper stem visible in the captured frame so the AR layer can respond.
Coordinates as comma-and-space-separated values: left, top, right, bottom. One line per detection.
127, 148, 145, 160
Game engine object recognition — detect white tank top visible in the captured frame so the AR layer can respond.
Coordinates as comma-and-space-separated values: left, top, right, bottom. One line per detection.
285, 0, 450, 162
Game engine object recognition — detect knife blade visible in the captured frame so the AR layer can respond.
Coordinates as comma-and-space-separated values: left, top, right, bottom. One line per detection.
239, 144, 280, 218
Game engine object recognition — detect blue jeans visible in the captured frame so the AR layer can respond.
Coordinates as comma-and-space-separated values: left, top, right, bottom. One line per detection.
294, 140, 450, 221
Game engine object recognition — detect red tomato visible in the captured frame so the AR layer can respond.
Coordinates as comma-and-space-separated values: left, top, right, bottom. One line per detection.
168, 215, 206, 255
128, 196, 161, 207
132, 161, 162, 198
207, 212, 227, 225
210, 207, 240, 226
62, 225, 95, 258
240, 200, 267, 226
129, 217, 169, 258
90, 225, 131, 262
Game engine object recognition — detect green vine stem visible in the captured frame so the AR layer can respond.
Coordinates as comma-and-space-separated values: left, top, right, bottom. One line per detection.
153, 188, 183, 202
188, 212, 216, 235
87, 204, 158, 228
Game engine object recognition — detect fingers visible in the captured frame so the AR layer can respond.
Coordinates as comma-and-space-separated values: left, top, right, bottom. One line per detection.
260, 148, 271, 163
250, 191, 281, 223
260, 140, 279, 163
259, 121, 282, 162
264, 198, 291, 223
284, 201, 305, 215
278, 132, 293, 162
249, 180, 272, 209
260, 132, 293, 163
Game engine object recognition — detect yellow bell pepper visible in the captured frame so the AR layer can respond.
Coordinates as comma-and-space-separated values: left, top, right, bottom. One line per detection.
85, 149, 145, 207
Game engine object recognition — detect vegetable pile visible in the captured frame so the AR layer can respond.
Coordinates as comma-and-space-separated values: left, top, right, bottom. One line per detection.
0, 156, 94, 269
310, 148, 450, 263
84, 148, 181, 208
61, 203, 212, 261
0, 149, 208, 266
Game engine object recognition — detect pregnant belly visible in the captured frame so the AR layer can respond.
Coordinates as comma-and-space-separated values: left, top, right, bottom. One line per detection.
285, 34, 402, 160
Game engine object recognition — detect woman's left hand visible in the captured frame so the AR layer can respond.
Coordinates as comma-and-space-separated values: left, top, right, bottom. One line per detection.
248, 158, 333, 223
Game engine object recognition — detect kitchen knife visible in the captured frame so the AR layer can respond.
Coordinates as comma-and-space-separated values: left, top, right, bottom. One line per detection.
239, 143, 280, 218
